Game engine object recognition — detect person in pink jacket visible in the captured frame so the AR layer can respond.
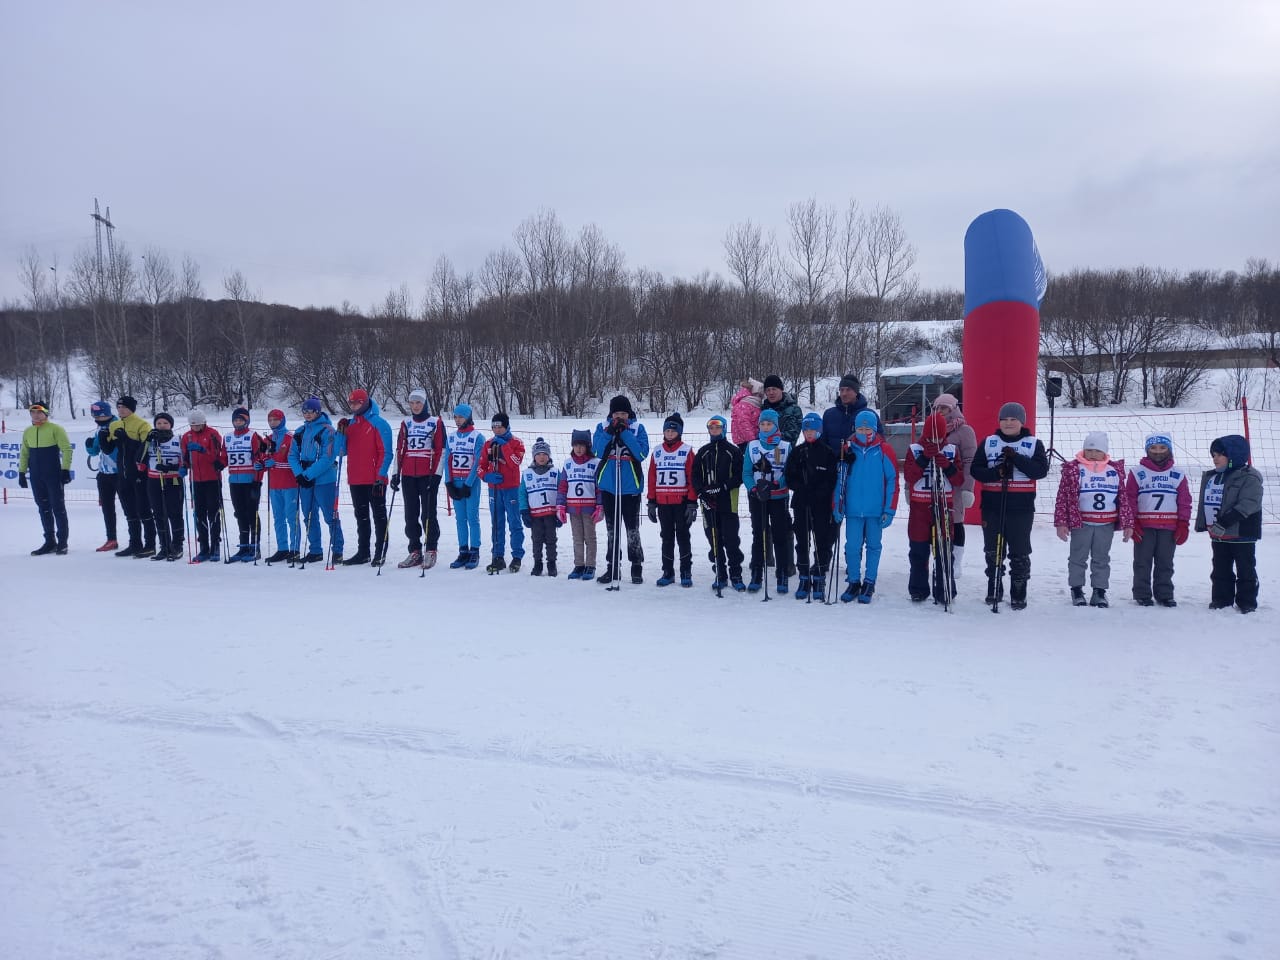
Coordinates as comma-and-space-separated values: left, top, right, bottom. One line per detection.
730, 378, 763, 446
1124, 432, 1192, 607
1054, 431, 1134, 608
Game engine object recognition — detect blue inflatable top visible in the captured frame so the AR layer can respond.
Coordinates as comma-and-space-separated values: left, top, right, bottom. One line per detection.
963, 209, 1046, 315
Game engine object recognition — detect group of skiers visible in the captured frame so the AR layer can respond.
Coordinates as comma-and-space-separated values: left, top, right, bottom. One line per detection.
13, 375, 1264, 614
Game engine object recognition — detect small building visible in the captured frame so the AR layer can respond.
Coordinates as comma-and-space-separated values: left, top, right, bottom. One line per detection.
877, 363, 963, 423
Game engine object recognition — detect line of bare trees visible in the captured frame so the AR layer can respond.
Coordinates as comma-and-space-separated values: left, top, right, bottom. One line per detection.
2, 204, 1276, 419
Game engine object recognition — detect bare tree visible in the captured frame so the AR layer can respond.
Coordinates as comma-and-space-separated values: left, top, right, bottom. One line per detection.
784, 197, 837, 402
16, 248, 56, 407
859, 206, 919, 397
140, 249, 176, 409
723, 219, 781, 376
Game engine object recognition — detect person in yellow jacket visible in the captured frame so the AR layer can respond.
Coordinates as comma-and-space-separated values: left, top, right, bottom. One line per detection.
107, 395, 158, 557
18, 401, 73, 555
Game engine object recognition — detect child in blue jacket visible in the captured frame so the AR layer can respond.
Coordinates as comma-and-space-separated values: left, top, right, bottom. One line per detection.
833, 410, 899, 603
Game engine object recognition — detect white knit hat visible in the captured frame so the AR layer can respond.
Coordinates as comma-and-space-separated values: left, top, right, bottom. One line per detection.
1083, 430, 1108, 453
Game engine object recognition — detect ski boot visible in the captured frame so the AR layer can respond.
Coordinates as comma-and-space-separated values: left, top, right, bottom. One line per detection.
486, 556, 507, 574
794, 576, 810, 600
507, 557, 522, 574
840, 580, 863, 603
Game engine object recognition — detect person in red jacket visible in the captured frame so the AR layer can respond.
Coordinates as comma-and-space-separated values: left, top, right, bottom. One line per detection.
1124, 432, 1191, 607
263, 409, 300, 564
335, 389, 393, 566
478, 412, 526, 573
903, 412, 965, 604
181, 410, 227, 562
646, 412, 698, 587
391, 388, 446, 569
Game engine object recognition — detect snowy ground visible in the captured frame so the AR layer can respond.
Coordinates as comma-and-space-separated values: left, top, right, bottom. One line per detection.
1, 488, 1276, 959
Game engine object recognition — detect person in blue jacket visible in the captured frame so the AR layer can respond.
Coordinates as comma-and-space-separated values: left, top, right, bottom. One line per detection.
592, 394, 650, 585
444, 403, 485, 569
287, 396, 345, 564
821, 373, 869, 459
833, 409, 899, 603
84, 399, 121, 551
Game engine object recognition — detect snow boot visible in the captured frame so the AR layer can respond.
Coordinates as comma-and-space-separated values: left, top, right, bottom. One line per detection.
776, 575, 789, 595
530, 559, 544, 577
731, 577, 747, 592
840, 580, 862, 603
631, 563, 643, 585
1156, 597, 1177, 607
1071, 586, 1087, 606
567, 565, 583, 580
857, 580, 876, 604
811, 578, 825, 602
656, 573, 676, 587
299, 551, 323, 564
581, 566, 595, 581
266, 549, 292, 564
1089, 587, 1108, 608
1010, 579, 1028, 610
449, 551, 468, 569
97, 539, 118, 552
486, 556, 507, 574
150, 550, 168, 561
547, 560, 558, 578
794, 576, 810, 601
115, 542, 141, 558
134, 546, 156, 559
31, 541, 56, 556
341, 551, 371, 566
508, 557, 522, 574
596, 566, 616, 585
680, 574, 692, 588
398, 551, 423, 569
464, 549, 480, 570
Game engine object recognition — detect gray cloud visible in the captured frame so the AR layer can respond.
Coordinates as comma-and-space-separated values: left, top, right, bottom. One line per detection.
2, 0, 1276, 309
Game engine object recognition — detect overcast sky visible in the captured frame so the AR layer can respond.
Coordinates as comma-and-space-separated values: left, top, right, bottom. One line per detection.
2, 0, 1277, 312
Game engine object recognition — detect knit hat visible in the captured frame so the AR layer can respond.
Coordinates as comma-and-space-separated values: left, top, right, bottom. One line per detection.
91, 400, 112, 420
267, 408, 285, 422
758, 408, 779, 426
922, 412, 948, 444
801, 412, 823, 435
570, 428, 591, 449
117, 395, 137, 412
408, 388, 427, 405
933, 393, 960, 411
662, 412, 684, 436
154, 412, 174, 427
29, 401, 50, 414
232, 407, 250, 424
188, 410, 208, 425
453, 402, 473, 422
855, 410, 878, 431
347, 388, 369, 410
706, 414, 728, 433
1083, 430, 1108, 453
532, 437, 552, 460
1145, 433, 1172, 450
301, 397, 323, 414
763, 374, 784, 391
998, 401, 1026, 423
491, 411, 510, 429
608, 394, 634, 416
838, 374, 860, 392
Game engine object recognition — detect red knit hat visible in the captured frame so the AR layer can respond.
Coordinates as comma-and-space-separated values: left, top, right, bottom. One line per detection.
268, 408, 285, 421
923, 412, 949, 445
347, 389, 369, 409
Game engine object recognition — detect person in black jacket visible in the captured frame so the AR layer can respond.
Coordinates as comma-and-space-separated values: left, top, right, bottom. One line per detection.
968, 401, 1050, 609
692, 415, 746, 591
785, 412, 840, 601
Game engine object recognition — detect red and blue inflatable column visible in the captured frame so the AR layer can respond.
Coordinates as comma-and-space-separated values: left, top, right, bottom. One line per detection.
962, 208, 1045, 521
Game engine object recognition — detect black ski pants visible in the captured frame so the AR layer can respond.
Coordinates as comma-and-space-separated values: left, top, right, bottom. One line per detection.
401, 474, 441, 553
229, 482, 261, 547
791, 497, 835, 578
147, 475, 185, 555
701, 505, 744, 581
192, 480, 223, 552
981, 507, 1034, 583
1210, 540, 1258, 610
118, 471, 155, 549
96, 471, 119, 541
601, 491, 643, 572
748, 495, 794, 580
656, 502, 693, 578
31, 469, 68, 548
350, 483, 388, 557
529, 514, 558, 563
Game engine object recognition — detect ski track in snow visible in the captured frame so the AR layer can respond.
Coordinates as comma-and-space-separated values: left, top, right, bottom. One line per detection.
2, 501, 1278, 959
6, 696, 1279, 863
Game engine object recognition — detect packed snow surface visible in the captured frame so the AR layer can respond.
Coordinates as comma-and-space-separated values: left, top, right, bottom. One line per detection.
2, 485, 1277, 957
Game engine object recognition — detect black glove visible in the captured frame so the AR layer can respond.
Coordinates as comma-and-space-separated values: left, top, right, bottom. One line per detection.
295, 474, 314, 488
699, 494, 717, 510
607, 418, 626, 436
521, 508, 532, 527
61, 469, 71, 485
684, 502, 697, 526
840, 445, 857, 464
446, 481, 466, 500
1002, 446, 1018, 463
647, 501, 658, 524
372, 480, 386, 499
260, 435, 276, 455
389, 474, 401, 492
146, 429, 158, 441
751, 479, 773, 500
336, 418, 350, 435
18, 472, 28, 489
213, 461, 226, 471
113, 426, 126, 441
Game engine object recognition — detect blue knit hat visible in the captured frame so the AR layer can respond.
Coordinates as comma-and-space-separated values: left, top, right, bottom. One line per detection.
855, 410, 878, 431
90, 400, 112, 420
801, 412, 822, 435
758, 408, 779, 425
302, 397, 323, 414
454, 403, 473, 422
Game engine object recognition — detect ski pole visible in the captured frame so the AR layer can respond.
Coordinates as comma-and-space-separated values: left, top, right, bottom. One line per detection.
265, 478, 274, 564
990, 472, 1009, 613
377, 482, 397, 576
761, 492, 771, 603
326, 454, 344, 571
185, 470, 197, 563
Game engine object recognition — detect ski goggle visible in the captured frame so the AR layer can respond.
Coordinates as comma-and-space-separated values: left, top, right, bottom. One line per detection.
706, 420, 724, 431
29, 403, 49, 414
